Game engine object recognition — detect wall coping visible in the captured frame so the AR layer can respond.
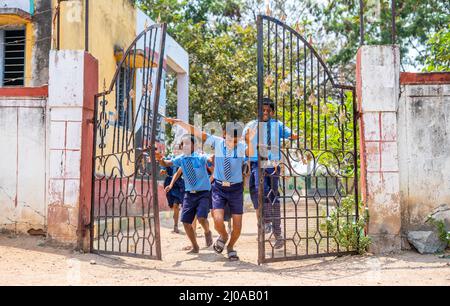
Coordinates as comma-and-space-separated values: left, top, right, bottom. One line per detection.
400, 72, 450, 85
0, 86, 48, 98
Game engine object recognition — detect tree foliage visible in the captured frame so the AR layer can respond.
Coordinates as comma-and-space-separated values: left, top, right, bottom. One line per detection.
137, 0, 257, 124
305, 0, 450, 73
135, 0, 449, 127
423, 25, 450, 72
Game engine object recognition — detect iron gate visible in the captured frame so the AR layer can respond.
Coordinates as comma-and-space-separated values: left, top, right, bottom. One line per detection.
90, 23, 167, 259
256, 15, 359, 263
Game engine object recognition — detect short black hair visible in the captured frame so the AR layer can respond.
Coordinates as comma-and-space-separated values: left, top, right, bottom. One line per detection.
263, 97, 275, 111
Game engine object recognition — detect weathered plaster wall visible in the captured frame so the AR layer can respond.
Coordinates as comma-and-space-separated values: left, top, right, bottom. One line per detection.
398, 80, 450, 234
30, 0, 52, 86
0, 94, 48, 233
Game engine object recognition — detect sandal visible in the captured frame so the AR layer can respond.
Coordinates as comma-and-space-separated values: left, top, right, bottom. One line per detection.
205, 231, 213, 247
213, 236, 227, 254
227, 250, 240, 261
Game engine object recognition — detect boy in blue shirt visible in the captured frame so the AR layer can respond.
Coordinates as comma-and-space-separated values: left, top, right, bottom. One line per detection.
243, 97, 299, 250
206, 128, 246, 261
157, 134, 213, 254
164, 118, 245, 261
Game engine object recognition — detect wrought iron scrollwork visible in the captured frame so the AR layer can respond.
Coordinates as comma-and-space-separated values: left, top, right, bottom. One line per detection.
257, 15, 360, 263
90, 23, 167, 260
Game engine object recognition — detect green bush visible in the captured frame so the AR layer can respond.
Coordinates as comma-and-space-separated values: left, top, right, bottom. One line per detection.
325, 196, 371, 254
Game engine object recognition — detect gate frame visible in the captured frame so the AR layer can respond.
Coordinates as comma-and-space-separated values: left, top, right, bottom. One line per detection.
89, 23, 167, 260
256, 15, 360, 264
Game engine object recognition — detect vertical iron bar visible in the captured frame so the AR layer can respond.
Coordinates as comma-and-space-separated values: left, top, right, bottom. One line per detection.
257, 16, 265, 265
57, 1, 61, 50
317, 60, 320, 150
289, 32, 293, 148
352, 88, 360, 253
90, 95, 99, 253
315, 176, 319, 253
282, 27, 287, 256
85, 0, 89, 52
267, 19, 271, 99
359, 0, 365, 46
150, 23, 167, 261
325, 176, 329, 252
324, 71, 327, 151
296, 38, 300, 149
310, 48, 314, 149
112, 176, 117, 252
275, 24, 278, 122
303, 43, 307, 149
391, 0, 396, 45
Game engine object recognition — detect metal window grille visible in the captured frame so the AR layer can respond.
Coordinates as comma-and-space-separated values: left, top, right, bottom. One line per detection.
3, 29, 26, 86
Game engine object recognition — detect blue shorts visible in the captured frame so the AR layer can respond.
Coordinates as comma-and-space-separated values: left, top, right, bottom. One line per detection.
166, 193, 183, 208
181, 191, 211, 224
249, 162, 280, 209
211, 181, 244, 215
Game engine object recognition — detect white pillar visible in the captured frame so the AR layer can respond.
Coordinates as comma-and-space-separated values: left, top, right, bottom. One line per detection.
177, 72, 189, 121
47, 50, 97, 248
356, 45, 402, 253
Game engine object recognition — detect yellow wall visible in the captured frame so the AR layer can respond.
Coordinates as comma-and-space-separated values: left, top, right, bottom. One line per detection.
0, 15, 34, 86
54, 0, 139, 175
55, 0, 136, 90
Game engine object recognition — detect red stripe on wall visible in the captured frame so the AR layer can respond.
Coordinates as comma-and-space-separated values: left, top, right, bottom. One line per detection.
400, 72, 450, 85
0, 86, 48, 97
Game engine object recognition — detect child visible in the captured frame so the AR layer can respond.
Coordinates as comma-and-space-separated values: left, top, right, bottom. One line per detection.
160, 143, 185, 233
164, 117, 245, 261
157, 134, 213, 254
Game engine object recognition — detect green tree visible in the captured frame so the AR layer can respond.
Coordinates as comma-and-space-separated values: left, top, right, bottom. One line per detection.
304, 0, 450, 73
137, 0, 257, 124
423, 26, 450, 72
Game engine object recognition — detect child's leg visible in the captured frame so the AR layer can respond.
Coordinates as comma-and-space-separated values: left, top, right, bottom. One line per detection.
227, 219, 232, 234
227, 214, 243, 251
212, 209, 228, 241
192, 217, 198, 236
197, 217, 210, 235
183, 223, 199, 253
197, 217, 213, 247
173, 203, 180, 232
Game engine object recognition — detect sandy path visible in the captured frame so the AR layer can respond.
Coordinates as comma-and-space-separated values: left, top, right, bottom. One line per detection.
0, 212, 449, 286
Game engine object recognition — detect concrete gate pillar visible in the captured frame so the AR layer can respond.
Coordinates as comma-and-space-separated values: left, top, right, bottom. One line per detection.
47, 50, 98, 250
356, 45, 402, 253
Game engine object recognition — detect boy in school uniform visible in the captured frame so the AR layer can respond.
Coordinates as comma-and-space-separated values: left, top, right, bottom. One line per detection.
243, 97, 299, 250
160, 144, 185, 234
157, 134, 213, 254
164, 118, 245, 261
207, 128, 246, 261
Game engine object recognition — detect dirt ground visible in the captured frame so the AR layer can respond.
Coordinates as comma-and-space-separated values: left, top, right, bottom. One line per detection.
0, 212, 449, 286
